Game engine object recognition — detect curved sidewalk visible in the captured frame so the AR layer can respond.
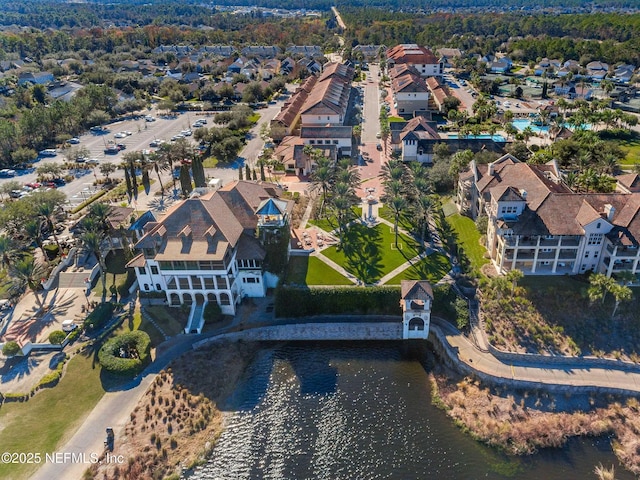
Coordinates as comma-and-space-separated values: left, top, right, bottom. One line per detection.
431, 317, 640, 396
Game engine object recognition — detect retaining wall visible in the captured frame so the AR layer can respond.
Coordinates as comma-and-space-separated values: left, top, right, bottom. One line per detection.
193, 322, 402, 349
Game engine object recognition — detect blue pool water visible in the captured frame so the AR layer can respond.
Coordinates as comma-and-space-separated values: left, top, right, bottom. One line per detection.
452, 134, 506, 142
512, 119, 591, 133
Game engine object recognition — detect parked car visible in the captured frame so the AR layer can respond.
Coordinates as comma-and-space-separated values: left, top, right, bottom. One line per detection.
68, 137, 80, 144
181, 129, 192, 136
0, 169, 16, 177
52, 178, 66, 186
116, 143, 126, 151
114, 132, 127, 139
149, 139, 164, 147
104, 145, 119, 155
86, 159, 99, 166
376, 143, 383, 151
61, 319, 77, 332
145, 115, 156, 122
39, 149, 57, 157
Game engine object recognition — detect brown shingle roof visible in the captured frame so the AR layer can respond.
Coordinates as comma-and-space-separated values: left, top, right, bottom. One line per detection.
401, 280, 434, 301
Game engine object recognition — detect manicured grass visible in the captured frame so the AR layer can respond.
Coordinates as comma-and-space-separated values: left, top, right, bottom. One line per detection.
619, 138, 640, 166
285, 256, 352, 286
446, 213, 489, 270
378, 205, 414, 232
383, 252, 451, 285
0, 354, 106, 480
144, 305, 188, 337
320, 223, 423, 284
92, 250, 130, 298
202, 156, 219, 168
307, 216, 337, 233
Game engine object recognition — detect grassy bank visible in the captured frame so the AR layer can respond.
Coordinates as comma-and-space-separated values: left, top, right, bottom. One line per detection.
87, 342, 254, 479
429, 363, 640, 476
0, 354, 106, 480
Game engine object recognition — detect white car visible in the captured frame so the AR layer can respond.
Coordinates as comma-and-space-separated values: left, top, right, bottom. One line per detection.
145, 115, 156, 122
171, 134, 184, 141
114, 132, 127, 139
181, 129, 192, 136
68, 137, 80, 144
61, 319, 77, 332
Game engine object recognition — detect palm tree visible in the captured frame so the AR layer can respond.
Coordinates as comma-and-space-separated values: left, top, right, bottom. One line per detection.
331, 181, 357, 246
36, 202, 61, 251
413, 194, 433, 247
0, 235, 18, 270
11, 256, 47, 310
387, 196, 407, 248
610, 283, 632, 319
79, 229, 108, 303
23, 220, 47, 259
309, 155, 334, 219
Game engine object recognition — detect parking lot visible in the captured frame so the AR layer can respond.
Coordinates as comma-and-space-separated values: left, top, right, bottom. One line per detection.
0, 110, 207, 203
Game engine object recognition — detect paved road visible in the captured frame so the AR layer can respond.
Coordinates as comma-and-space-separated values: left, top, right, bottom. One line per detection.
30, 334, 198, 480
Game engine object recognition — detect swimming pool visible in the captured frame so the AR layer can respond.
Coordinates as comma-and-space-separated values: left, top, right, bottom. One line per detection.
451, 134, 507, 142
512, 119, 591, 133
512, 119, 550, 133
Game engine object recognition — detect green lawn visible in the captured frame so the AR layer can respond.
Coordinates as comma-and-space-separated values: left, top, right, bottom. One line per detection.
446, 213, 490, 270
144, 305, 189, 337
378, 205, 414, 233
202, 156, 219, 168
320, 223, 423, 284
92, 250, 131, 298
285, 256, 352, 286
0, 354, 106, 480
307, 216, 338, 233
383, 252, 451, 285
619, 138, 640, 167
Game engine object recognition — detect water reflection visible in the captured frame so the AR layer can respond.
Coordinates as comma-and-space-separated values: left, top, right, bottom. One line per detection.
189, 342, 632, 480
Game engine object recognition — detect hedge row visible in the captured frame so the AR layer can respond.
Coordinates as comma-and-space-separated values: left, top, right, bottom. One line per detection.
1, 354, 69, 404
275, 286, 402, 318
274, 284, 459, 320
70, 189, 107, 214
98, 330, 151, 376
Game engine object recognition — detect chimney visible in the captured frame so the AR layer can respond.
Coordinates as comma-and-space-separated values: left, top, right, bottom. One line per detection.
604, 204, 615, 221
488, 162, 495, 176
519, 189, 527, 200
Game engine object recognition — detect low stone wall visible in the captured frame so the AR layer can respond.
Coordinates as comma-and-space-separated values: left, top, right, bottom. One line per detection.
193, 322, 402, 349
43, 247, 78, 291
428, 322, 640, 397
487, 343, 640, 374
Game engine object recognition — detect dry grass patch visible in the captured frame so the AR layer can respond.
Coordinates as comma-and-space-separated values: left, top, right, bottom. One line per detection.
431, 364, 640, 475
86, 342, 254, 480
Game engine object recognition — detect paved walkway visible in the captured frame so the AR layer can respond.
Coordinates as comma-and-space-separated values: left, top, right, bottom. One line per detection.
431, 317, 640, 395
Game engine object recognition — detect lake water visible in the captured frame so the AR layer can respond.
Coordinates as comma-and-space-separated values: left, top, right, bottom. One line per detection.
188, 342, 632, 480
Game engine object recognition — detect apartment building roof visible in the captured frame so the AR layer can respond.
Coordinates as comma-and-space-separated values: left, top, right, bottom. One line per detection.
387, 44, 439, 65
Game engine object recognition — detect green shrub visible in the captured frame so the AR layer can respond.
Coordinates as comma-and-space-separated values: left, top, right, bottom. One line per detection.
84, 302, 115, 330
98, 330, 151, 376
43, 243, 60, 260
275, 286, 402, 317
203, 302, 222, 323
66, 327, 81, 343
48, 330, 67, 345
2, 340, 21, 356
117, 270, 136, 298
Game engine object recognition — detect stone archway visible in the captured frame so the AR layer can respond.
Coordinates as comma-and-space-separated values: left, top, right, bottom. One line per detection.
207, 293, 217, 304
195, 293, 205, 305
219, 293, 231, 305
183, 293, 193, 305
170, 293, 180, 306
408, 317, 425, 331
